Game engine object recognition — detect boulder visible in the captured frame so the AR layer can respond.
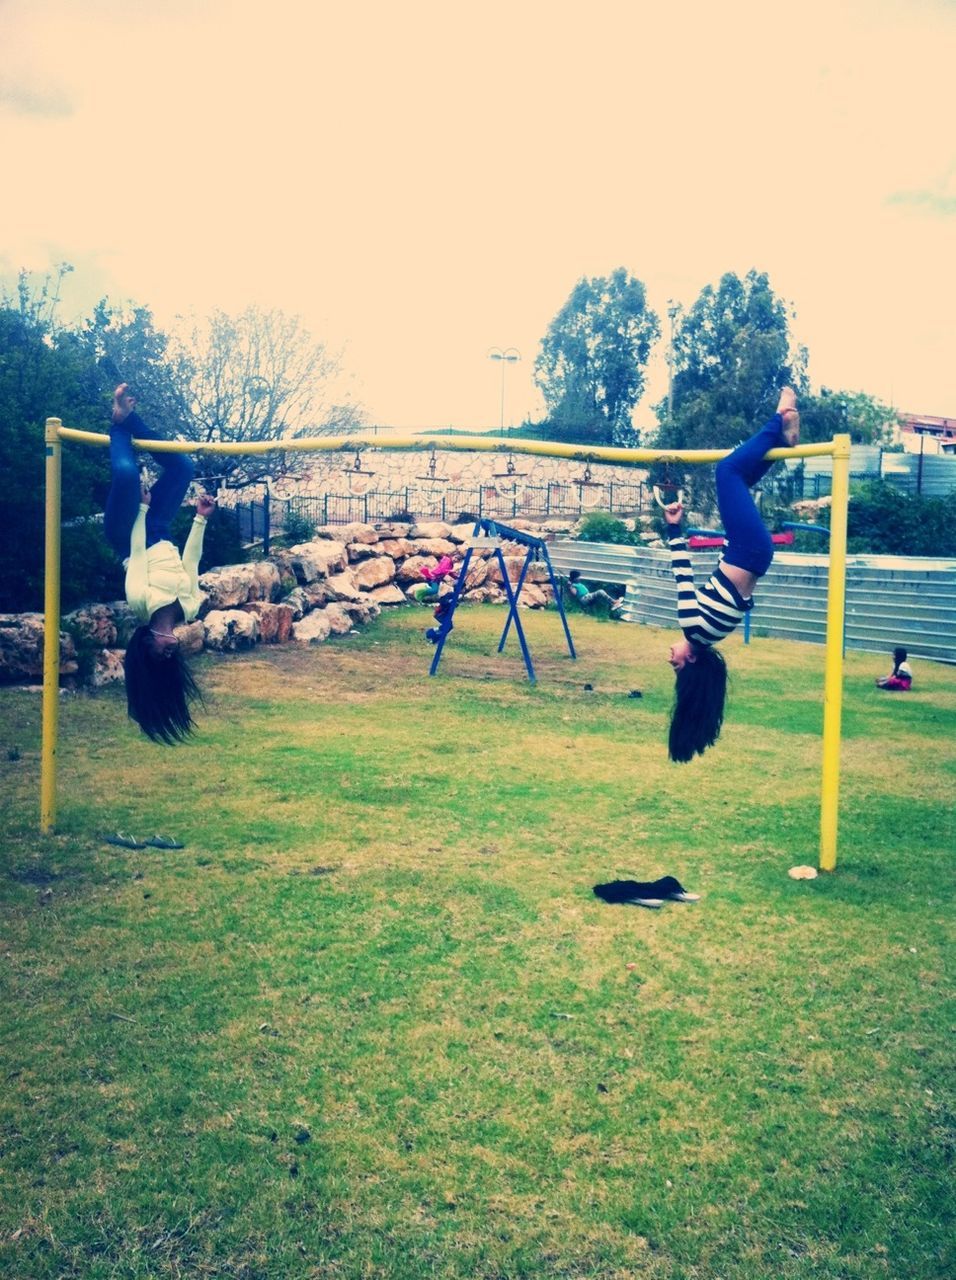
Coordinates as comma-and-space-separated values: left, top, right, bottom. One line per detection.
63, 604, 117, 648
409, 520, 454, 540
373, 522, 412, 538
376, 537, 415, 559
343, 599, 381, 626
462, 558, 489, 590
292, 611, 332, 645
274, 540, 347, 584
410, 537, 457, 557
346, 542, 378, 563
324, 572, 364, 602
174, 620, 206, 656
518, 583, 547, 608
396, 554, 436, 585
283, 587, 311, 620
486, 556, 551, 585
203, 609, 260, 651
314, 522, 379, 544
199, 561, 281, 609
241, 602, 294, 644
106, 601, 141, 647
322, 603, 356, 636
0, 614, 77, 682
368, 584, 407, 606
462, 586, 506, 604
353, 556, 397, 590
90, 649, 125, 687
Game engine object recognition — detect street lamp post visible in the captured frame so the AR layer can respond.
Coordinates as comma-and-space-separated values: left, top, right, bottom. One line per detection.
488, 347, 521, 434
666, 301, 679, 426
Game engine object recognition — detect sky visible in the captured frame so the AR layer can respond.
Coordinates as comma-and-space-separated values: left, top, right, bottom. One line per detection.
2, 0, 955, 433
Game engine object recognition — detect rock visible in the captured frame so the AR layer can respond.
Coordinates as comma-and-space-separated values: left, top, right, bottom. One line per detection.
273, 540, 347, 584
346, 542, 378, 563
241, 602, 294, 644
283, 588, 310, 620
410, 537, 456, 557
106, 601, 141, 647
395, 554, 436, 585
202, 609, 260, 651
353, 556, 397, 590
462, 558, 489, 590
518, 583, 547, 608
486, 556, 551, 585
292, 612, 332, 645
343, 599, 381, 626
90, 649, 125, 687
63, 604, 117, 648
313, 522, 379, 544
322, 603, 355, 635
376, 537, 415, 559
409, 520, 454, 540
373, 522, 412, 537
0, 614, 76, 682
199, 561, 280, 609
323, 572, 363, 602
368, 584, 407, 606
462, 586, 506, 604
174, 620, 205, 655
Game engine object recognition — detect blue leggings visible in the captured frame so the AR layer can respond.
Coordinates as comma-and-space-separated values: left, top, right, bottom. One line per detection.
715, 413, 785, 578
103, 412, 195, 560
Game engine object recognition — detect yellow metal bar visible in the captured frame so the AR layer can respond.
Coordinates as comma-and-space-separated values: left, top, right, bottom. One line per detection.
55, 425, 838, 466
40, 418, 63, 835
819, 433, 851, 871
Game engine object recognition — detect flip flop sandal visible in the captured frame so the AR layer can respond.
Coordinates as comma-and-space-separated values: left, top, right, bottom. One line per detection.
143, 835, 185, 850
100, 832, 147, 849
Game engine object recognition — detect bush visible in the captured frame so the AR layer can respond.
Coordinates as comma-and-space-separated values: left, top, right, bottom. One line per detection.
282, 509, 317, 545
576, 512, 633, 545
835, 482, 956, 556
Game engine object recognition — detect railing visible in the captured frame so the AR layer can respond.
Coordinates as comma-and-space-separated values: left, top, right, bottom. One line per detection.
232, 480, 648, 543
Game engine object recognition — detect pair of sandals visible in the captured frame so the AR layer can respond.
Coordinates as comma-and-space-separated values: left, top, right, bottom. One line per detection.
100, 833, 184, 850
593, 875, 701, 909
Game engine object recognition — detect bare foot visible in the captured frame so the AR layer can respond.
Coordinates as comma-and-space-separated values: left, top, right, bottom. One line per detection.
781, 408, 800, 447
776, 386, 797, 415
111, 382, 136, 426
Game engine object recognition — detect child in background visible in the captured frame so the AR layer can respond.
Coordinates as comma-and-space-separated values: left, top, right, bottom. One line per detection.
876, 647, 913, 690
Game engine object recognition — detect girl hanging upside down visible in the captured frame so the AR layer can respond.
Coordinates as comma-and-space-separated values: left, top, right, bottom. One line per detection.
104, 384, 214, 743
665, 387, 800, 762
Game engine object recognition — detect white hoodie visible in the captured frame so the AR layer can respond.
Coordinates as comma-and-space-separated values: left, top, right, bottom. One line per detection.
124, 504, 207, 623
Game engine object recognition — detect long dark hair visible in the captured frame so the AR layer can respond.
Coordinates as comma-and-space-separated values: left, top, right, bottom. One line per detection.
893, 646, 907, 673
668, 645, 728, 763
123, 625, 202, 744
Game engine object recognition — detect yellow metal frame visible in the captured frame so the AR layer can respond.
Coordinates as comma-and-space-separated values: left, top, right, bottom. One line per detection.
41, 423, 852, 868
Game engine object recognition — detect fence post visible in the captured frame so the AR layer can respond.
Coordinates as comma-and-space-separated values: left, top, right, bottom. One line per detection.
609, 481, 614, 512
263, 488, 271, 557
364, 493, 369, 522
324, 493, 329, 524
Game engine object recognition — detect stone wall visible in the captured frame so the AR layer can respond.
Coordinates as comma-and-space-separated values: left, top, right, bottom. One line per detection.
0, 518, 577, 687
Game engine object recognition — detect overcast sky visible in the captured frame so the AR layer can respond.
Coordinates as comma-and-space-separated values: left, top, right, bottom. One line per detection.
2, 0, 954, 432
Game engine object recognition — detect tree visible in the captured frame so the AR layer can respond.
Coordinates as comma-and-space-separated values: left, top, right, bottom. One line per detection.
168, 307, 365, 492
0, 272, 119, 611
535, 269, 660, 446
655, 270, 804, 454
796, 388, 900, 446
87, 303, 366, 493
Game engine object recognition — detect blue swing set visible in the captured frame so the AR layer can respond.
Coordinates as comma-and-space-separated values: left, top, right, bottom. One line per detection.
426, 518, 576, 682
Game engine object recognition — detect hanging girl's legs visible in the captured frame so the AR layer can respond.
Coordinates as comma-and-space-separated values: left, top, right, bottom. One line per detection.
103, 411, 195, 560
715, 392, 798, 579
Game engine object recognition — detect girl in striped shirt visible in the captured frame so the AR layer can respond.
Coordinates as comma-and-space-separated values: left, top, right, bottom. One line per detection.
664, 388, 800, 762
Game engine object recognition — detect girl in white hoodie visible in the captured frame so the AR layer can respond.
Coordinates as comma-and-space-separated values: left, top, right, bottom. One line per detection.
104, 384, 214, 742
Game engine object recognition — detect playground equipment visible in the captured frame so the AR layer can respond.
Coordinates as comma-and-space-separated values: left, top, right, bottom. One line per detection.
39, 423, 850, 870
425, 518, 575, 681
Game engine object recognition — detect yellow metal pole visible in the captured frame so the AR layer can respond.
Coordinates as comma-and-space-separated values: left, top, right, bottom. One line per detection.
819, 433, 851, 871
40, 418, 63, 835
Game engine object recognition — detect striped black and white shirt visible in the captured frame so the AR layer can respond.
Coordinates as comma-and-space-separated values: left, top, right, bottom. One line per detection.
668, 530, 753, 647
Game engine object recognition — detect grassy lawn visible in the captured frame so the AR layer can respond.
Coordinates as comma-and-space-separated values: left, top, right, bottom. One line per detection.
1, 606, 953, 1279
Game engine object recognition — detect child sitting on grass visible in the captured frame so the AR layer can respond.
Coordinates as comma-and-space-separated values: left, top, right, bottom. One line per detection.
876, 647, 913, 691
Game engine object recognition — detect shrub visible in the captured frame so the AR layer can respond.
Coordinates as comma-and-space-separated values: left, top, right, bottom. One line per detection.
824, 481, 956, 556
282, 509, 317, 545
576, 512, 632, 545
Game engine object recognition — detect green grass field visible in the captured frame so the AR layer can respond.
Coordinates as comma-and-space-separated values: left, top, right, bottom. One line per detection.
2, 606, 953, 1279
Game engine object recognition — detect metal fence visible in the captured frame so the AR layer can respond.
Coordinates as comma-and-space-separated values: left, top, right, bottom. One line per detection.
795, 448, 956, 499
232, 479, 647, 545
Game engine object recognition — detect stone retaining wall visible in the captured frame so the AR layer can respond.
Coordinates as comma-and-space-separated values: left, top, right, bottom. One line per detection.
0, 518, 579, 687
